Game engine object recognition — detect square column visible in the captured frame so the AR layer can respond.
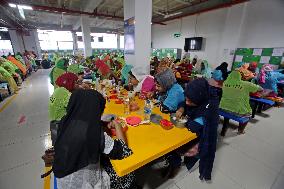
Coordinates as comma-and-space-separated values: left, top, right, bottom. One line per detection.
72, 31, 78, 55
124, 0, 152, 76
81, 16, 92, 57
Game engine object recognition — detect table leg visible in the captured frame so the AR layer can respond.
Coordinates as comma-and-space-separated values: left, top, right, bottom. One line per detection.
221, 118, 229, 137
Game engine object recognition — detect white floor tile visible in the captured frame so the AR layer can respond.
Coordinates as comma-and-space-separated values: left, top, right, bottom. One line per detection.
0, 160, 43, 189
0, 136, 51, 173
176, 169, 243, 189
271, 173, 284, 189
214, 145, 278, 189
229, 134, 284, 172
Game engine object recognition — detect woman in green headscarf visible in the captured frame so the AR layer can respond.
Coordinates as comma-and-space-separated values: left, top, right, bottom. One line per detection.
0, 58, 17, 75
67, 64, 84, 75
49, 58, 68, 88
48, 87, 71, 121
220, 71, 262, 134
0, 66, 18, 94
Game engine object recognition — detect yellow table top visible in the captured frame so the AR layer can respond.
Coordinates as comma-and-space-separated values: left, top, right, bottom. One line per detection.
104, 97, 196, 177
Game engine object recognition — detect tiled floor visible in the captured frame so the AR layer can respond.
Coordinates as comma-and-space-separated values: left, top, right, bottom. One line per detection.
0, 69, 283, 189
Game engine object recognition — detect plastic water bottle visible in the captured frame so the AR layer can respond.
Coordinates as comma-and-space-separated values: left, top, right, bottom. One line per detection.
144, 99, 152, 121
124, 98, 130, 115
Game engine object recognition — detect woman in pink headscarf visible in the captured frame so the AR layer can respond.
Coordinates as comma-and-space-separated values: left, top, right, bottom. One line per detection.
257, 64, 284, 96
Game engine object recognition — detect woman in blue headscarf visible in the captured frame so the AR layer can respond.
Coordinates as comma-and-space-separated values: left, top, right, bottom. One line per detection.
164, 79, 219, 181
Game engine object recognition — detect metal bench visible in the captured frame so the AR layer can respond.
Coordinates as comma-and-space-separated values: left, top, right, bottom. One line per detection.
250, 97, 275, 118
219, 109, 251, 136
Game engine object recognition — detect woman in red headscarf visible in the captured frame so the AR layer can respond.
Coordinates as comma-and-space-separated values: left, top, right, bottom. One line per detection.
55, 72, 79, 92
248, 62, 259, 75
95, 59, 111, 79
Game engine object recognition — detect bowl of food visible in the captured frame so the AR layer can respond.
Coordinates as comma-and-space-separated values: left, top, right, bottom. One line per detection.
160, 119, 174, 130
170, 114, 187, 128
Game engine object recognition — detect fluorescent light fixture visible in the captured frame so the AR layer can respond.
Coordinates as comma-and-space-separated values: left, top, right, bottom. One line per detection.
18, 5, 33, 10
18, 8, 25, 19
9, 3, 17, 8
0, 27, 8, 31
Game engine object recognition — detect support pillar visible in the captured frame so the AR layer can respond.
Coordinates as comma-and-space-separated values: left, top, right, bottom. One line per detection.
81, 16, 92, 57
124, 0, 152, 76
117, 34, 120, 49
72, 31, 78, 55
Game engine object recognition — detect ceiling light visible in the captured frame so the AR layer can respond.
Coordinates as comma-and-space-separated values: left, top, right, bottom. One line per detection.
9, 3, 17, 8
18, 8, 25, 19
0, 27, 8, 31
18, 5, 33, 10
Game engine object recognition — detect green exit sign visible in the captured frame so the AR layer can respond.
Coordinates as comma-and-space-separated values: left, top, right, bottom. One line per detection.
174, 33, 181, 38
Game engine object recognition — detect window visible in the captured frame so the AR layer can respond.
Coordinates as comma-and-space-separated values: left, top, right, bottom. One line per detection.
0, 40, 14, 56
38, 30, 74, 50
77, 33, 118, 49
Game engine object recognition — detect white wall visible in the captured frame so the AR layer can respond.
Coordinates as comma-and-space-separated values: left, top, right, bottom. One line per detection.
152, 0, 284, 69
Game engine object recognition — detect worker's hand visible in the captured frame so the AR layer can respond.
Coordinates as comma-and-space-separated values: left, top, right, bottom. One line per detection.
175, 107, 184, 119
107, 120, 121, 129
146, 92, 154, 99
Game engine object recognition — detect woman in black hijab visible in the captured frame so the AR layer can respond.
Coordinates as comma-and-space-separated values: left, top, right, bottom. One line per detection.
164, 79, 219, 181
54, 89, 136, 189
216, 62, 229, 80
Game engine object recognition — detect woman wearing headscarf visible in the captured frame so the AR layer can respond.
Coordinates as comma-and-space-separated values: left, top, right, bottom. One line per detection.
95, 59, 111, 79
49, 58, 68, 88
199, 60, 212, 79
7, 55, 27, 76
164, 79, 219, 181
216, 62, 229, 80
0, 66, 18, 94
67, 64, 84, 75
248, 62, 259, 75
121, 64, 133, 85
236, 63, 255, 81
156, 58, 169, 74
220, 71, 262, 134
48, 87, 71, 122
54, 89, 136, 189
208, 70, 224, 101
0, 57, 22, 84
55, 72, 79, 92
155, 68, 185, 113
257, 64, 284, 96
128, 69, 155, 98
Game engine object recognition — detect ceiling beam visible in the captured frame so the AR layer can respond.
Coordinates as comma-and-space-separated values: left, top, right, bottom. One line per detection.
72, 0, 104, 30
173, 0, 192, 5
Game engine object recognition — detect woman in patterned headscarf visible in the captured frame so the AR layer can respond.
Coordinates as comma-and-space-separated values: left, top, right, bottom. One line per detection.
257, 64, 284, 95
236, 63, 255, 81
